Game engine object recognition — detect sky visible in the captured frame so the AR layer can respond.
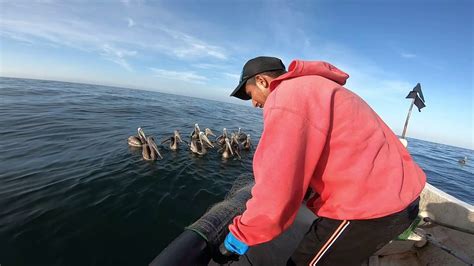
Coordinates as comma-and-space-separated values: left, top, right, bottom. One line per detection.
0, 0, 472, 149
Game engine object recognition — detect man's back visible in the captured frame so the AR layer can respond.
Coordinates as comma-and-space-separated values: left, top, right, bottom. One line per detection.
267, 63, 426, 220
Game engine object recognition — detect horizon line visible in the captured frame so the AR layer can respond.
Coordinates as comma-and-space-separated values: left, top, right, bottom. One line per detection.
1, 75, 472, 151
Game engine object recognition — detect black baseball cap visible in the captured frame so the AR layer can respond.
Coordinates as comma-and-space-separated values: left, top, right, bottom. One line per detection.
230, 56, 286, 100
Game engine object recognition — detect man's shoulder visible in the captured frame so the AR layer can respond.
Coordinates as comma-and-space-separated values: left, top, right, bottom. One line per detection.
272, 75, 345, 104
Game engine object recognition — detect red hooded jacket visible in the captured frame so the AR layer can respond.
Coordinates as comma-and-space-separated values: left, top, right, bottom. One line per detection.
229, 60, 426, 246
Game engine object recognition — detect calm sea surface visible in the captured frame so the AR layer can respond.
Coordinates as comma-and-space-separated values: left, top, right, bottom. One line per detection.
0, 77, 472, 266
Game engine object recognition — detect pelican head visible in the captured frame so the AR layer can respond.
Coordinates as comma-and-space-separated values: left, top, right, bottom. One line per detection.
222, 137, 234, 159
170, 130, 183, 150
189, 136, 199, 153
191, 123, 201, 140
174, 130, 183, 143
205, 128, 215, 137
148, 136, 163, 159
137, 127, 147, 143
243, 134, 252, 150
190, 132, 212, 155
143, 136, 163, 160
199, 131, 214, 148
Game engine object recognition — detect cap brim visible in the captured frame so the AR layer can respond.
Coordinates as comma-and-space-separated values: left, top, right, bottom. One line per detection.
230, 80, 251, 100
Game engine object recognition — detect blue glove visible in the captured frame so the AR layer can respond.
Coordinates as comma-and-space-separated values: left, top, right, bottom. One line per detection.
224, 232, 249, 255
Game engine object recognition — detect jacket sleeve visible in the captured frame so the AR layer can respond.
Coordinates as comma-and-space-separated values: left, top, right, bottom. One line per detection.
229, 107, 329, 246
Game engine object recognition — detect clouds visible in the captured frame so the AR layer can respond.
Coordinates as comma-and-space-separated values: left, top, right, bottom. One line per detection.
152, 25, 227, 60
0, 1, 417, 101
101, 44, 137, 72
126, 18, 135, 28
0, 1, 229, 72
224, 73, 241, 80
401, 52, 417, 59
150, 68, 208, 84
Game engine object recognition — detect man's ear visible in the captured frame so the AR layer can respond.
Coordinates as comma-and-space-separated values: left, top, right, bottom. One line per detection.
255, 75, 269, 89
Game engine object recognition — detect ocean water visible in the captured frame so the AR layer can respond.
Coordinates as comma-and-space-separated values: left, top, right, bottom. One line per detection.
0, 77, 472, 266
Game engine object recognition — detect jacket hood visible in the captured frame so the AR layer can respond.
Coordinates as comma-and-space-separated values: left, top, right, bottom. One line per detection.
269, 60, 349, 92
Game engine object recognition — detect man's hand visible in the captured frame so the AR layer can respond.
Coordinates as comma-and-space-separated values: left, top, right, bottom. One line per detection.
212, 244, 240, 264
212, 232, 249, 264
224, 232, 249, 255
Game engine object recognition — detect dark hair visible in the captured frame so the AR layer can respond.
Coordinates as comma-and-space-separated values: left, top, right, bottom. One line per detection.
246, 69, 287, 85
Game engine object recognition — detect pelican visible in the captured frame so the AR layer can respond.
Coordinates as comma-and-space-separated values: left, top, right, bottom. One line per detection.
459, 156, 467, 165
190, 124, 201, 152
190, 123, 201, 140
190, 132, 214, 155
205, 128, 216, 138
242, 134, 252, 150
128, 127, 147, 147
189, 136, 199, 154
216, 128, 228, 147
191, 123, 215, 142
230, 134, 242, 159
142, 136, 163, 161
236, 127, 247, 142
162, 130, 184, 151
219, 137, 234, 159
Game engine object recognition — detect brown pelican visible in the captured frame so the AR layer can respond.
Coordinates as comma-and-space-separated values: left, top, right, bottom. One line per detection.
191, 124, 215, 137
142, 136, 163, 161
219, 137, 234, 159
216, 128, 228, 146
241, 134, 252, 150
128, 127, 147, 147
205, 128, 216, 138
191, 124, 215, 143
162, 130, 184, 151
190, 131, 214, 155
190, 123, 201, 140
236, 127, 247, 142
230, 134, 242, 159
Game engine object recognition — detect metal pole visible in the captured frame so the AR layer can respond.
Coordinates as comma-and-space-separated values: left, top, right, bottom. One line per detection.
401, 98, 415, 139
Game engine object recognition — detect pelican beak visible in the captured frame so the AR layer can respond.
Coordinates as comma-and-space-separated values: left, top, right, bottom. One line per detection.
190, 138, 197, 149
205, 128, 216, 137
199, 132, 214, 148
232, 135, 239, 145
175, 130, 183, 143
138, 127, 146, 142
147, 137, 163, 159
225, 138, 234, 155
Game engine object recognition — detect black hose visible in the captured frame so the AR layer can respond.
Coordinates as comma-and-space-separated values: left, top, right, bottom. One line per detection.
149, 230, 211, 266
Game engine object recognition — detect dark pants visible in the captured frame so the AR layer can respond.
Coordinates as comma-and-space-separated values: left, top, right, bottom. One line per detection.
287, 198, 419, 266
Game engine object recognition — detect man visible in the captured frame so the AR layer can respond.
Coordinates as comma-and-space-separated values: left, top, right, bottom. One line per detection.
221, 56, 426, 265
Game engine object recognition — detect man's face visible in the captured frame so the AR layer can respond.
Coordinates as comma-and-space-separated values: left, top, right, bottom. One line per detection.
244, 75, 271, 108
